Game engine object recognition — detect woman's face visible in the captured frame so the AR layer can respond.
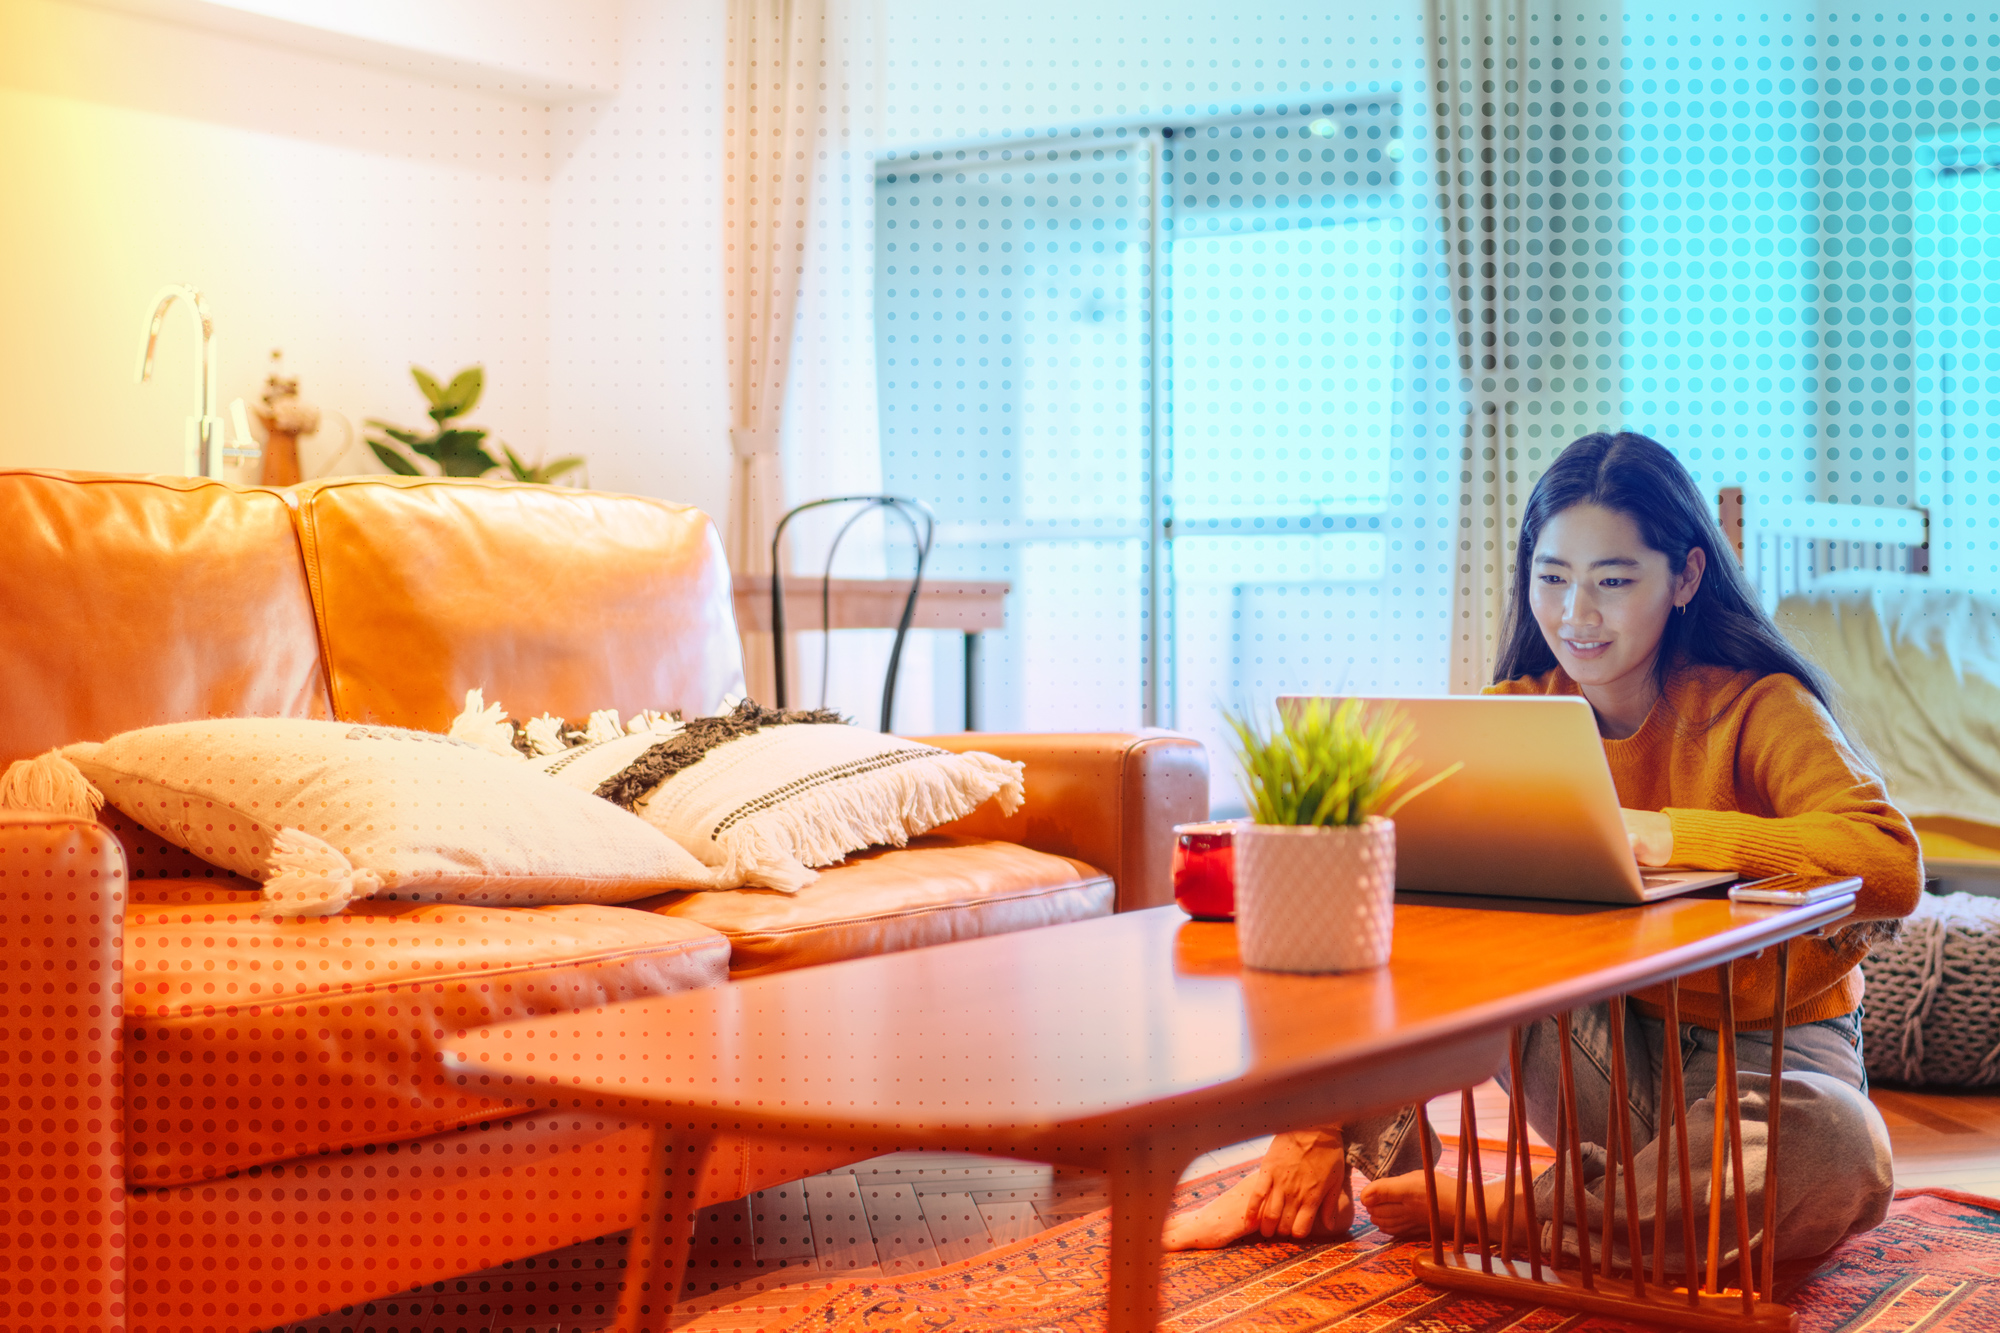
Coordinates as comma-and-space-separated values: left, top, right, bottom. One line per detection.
1528, 502, 1705, 693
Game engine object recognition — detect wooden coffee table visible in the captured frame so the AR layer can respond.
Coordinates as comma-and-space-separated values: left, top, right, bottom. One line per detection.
448, 893, 1853, 1332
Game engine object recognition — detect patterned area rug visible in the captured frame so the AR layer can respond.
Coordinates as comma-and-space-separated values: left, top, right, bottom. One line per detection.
774, 1168, 2000, 1333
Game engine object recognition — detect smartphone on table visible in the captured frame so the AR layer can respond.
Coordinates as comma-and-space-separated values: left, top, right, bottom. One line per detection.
1726, 873, 1862, 905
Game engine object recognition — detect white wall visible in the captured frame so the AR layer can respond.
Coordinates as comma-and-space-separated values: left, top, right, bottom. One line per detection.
0, 0, 566, 480
546, 0, 734, 524
0, 0, 736, 519
63, 0, 626, 100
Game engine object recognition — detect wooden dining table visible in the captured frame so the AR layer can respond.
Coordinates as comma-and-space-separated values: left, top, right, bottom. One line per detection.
446, 890, 1854, 1332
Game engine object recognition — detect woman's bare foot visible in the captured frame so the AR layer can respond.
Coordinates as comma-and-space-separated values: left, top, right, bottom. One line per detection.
1358, 1169, 1529, 1243
1163, 1129, 1356, 1251
1161, 1168, 1266, 1250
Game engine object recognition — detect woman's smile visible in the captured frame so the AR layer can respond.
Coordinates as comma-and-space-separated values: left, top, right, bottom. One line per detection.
1528, 502, 1704, 737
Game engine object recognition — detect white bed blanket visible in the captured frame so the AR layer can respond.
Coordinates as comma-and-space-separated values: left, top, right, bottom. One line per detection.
1777, 574, 2000, 827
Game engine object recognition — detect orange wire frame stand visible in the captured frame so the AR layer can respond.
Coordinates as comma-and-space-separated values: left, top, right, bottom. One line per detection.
1412, 950, 1799, 1332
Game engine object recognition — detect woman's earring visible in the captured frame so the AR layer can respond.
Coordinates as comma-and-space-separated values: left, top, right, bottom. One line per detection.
1678, 602, 1689, 616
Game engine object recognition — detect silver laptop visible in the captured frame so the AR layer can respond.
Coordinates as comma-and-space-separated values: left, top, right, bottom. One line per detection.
1277, 695, 1738, 904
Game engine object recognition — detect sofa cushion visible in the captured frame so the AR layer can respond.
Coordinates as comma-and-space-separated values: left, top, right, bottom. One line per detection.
293, 478, 744, 733
638, 834, 1114, 975
0, 470, 331, 766
122, 880, 730, 1185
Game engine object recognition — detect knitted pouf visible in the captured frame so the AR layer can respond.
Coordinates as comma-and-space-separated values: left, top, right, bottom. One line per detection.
1859, 891, 2000, 1086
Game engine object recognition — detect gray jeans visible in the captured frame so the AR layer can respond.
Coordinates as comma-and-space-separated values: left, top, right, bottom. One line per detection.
1495, 1003, 1896, 1271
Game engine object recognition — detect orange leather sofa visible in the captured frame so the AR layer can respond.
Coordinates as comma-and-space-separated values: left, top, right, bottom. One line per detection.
0, 469, 1207, 1333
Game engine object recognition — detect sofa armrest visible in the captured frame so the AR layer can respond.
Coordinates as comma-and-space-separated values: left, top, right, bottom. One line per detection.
914, 731, 1208, 912
0, 814, 125, 1333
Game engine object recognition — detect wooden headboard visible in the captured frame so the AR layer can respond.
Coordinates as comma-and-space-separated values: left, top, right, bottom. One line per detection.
1716, 487, 1929, 611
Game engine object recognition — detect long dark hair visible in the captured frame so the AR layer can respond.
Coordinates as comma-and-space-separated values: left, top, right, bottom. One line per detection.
1492, 432, 1836, 716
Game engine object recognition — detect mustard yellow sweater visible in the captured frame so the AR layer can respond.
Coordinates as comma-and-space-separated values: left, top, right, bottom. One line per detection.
1488, 664, 1923, 1030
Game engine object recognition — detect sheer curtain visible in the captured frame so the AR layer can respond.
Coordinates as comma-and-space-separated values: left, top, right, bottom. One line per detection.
780, 0, 883, 512
1428, 0, 1541, 692
725, 0, 821, 579
1428, 3, 1623, 691
725, 0, 886, 708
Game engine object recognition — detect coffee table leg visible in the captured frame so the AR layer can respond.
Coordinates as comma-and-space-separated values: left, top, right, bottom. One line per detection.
615, 1118, 713, 1333
1104, 1138, 1187, 1333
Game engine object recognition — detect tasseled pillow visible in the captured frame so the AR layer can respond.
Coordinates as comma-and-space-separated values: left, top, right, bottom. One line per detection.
455, 695, 1025, 894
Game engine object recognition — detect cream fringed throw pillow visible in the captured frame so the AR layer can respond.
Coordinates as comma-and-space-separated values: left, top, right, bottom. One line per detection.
49, 718, 726, 915
501, 699, 1026, 893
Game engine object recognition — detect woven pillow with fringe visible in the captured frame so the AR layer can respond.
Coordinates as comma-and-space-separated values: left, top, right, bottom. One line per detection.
489, 698, 1025, 894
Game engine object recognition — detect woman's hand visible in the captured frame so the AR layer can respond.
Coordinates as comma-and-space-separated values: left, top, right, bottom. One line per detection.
1248, 1127, 1349, 1238
1621, 808, 1675, 866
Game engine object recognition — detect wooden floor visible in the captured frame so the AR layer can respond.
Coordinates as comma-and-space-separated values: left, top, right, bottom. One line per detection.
1870, 1083, 2000, 1198
274, 1083, 1994, 1333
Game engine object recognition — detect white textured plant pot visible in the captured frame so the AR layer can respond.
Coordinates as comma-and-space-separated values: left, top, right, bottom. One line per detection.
1234, 817, 1396, 973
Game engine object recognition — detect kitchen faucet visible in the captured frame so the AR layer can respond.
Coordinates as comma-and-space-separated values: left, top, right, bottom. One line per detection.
135, 285, 259, 479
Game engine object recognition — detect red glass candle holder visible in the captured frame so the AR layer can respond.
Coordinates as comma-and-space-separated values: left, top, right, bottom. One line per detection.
1172, 820, 1240, 921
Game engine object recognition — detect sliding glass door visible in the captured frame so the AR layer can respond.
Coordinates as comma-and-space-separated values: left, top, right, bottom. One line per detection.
1914, 130, 2000, 586
877, 96, 1455, 807
877, 137, 1153, 732
1156, 108, 1454, 795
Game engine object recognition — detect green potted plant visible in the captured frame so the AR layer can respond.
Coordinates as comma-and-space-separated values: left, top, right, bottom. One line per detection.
1224, 697, 1456, 972
366, 365, 584, 483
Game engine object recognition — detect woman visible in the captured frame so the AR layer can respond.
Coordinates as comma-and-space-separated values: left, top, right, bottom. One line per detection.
1166, 432, 1920, 1268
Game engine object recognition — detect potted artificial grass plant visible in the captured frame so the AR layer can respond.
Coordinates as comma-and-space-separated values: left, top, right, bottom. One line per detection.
1226, 697, 1457, 973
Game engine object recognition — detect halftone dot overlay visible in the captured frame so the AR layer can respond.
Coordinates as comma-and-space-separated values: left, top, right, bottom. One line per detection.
0, 821, 122, 1333
872, 7, 1993, 795
5, 8, 1996, 1333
